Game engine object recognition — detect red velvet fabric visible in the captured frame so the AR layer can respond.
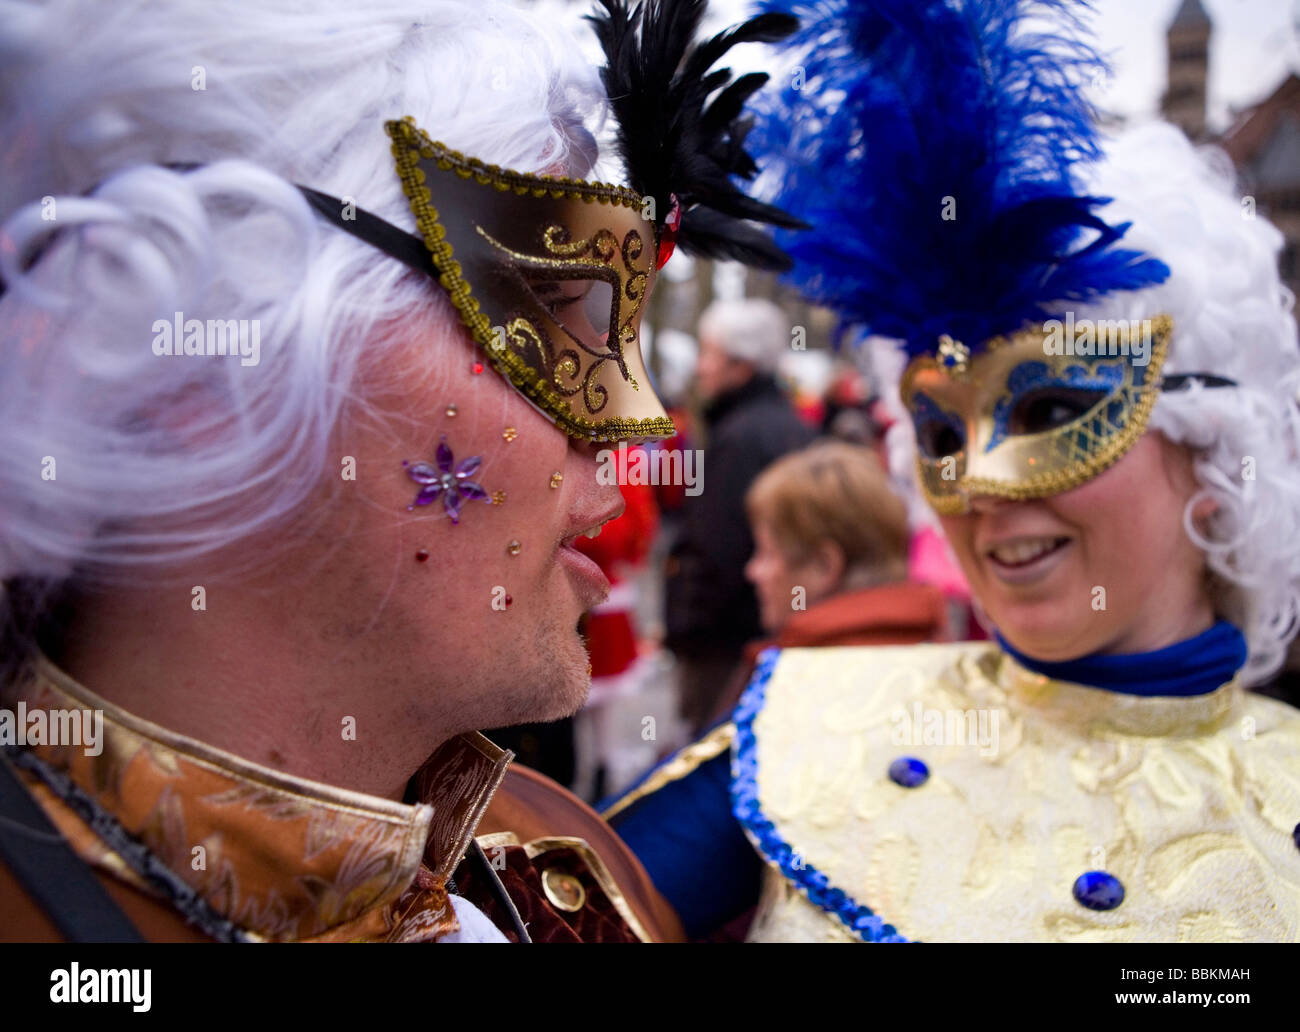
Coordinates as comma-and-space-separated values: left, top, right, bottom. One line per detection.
454, 845, 642, 943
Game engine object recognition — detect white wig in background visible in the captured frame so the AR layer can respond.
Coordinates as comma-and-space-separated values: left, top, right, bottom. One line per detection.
698, 297, 792, 373
0, 0, 602, 591
878, 121, 1300, 686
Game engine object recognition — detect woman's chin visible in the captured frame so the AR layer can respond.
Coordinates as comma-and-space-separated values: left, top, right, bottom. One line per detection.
990, 609, 1103, 663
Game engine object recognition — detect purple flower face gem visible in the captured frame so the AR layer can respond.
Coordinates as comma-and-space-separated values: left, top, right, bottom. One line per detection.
402, 435, 490, 524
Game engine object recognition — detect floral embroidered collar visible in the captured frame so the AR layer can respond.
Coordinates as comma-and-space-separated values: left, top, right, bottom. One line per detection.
3, 653, 509, 941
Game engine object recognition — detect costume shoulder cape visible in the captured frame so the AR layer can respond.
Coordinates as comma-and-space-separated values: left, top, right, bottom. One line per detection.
732, 642, 1300, 942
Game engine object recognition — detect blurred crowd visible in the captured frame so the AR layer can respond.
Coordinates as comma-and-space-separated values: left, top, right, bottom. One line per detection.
489, 297, 989, 802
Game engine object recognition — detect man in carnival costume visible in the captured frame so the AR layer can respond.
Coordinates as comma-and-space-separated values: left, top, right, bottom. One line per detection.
608, 0, 1300, 942
0, 0, 801, 943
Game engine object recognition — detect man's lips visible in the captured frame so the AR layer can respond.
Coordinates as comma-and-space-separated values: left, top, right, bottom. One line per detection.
556, 504, 623, 609
557, 543, 611, 609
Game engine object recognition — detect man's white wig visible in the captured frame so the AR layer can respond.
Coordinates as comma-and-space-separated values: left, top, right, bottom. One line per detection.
0, 0, 601, 588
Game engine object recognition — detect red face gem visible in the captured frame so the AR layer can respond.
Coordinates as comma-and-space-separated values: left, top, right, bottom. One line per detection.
656, 195, 682, 270
415, 550, 429, 562
472, 361, 484, 375
504, 595, 513, 608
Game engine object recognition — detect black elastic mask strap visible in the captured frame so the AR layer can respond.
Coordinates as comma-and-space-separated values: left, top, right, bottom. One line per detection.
295, 185, 436, 278
1161, 373, 1238, 392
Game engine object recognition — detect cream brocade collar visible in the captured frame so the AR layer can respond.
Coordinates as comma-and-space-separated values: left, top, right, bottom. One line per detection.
987, 647, 1242, 738
4, 653, 510, 941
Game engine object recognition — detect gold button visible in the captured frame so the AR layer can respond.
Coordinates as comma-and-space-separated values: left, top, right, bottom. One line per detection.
541, 868, 586, 913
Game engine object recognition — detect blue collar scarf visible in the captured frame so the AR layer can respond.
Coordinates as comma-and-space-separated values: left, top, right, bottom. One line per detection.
995, 620, 1247, 697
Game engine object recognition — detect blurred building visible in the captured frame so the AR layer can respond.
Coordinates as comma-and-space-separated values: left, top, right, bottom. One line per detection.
1161, 0, 1300, 302
1161, 0, 1212, 140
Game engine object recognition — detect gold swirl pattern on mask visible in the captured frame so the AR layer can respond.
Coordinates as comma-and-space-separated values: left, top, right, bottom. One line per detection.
386, 118, 674, 442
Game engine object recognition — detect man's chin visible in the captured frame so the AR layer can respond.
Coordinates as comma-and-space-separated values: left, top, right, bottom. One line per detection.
494, 638, 592, 728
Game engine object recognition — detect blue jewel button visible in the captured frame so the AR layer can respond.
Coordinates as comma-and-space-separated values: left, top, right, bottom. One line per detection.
888, 756, 929, 788
1073, 870, 1125, 911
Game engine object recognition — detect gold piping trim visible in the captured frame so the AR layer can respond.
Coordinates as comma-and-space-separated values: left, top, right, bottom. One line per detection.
599, 722, 736, 822
474, 831, 521, 851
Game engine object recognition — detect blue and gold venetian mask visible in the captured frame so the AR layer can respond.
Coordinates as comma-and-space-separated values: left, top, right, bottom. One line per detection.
899, 314, 1172, 515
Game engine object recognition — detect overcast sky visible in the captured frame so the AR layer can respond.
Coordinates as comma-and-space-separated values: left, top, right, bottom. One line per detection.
1094, 0, 1298, 128
549, 0, 1300, 131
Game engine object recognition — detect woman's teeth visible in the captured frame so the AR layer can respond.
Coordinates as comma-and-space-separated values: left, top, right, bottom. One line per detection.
989, 537, 1065, 566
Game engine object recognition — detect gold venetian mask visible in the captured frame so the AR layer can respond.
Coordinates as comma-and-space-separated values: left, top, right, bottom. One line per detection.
899, 314, 1172, 514
386, 117, 674, 443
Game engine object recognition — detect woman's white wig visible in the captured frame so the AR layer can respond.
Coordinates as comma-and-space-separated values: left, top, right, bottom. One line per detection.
0, 0, 601, 589
1075, 121, 1300, 685
880, 120, 1300, 685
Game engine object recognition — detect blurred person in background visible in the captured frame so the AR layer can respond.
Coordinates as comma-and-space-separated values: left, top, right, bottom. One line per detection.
605, 440, 945, 938
571, 445, 660, 801
664, 297, 815, 733
705, 0, 1300, 943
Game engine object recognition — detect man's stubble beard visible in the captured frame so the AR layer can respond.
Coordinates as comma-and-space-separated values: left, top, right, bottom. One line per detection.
487, 607, 592, 729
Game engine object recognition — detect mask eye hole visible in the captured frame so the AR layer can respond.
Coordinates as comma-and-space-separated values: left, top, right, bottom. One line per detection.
530, 278, 614, 347
911, 393, 965, 459
1008, 388, 1107, 435
917, 421, 964, 459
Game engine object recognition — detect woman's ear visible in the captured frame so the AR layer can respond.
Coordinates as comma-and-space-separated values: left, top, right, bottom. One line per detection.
807, 539, 847, 597
1191, 492, 1219, 525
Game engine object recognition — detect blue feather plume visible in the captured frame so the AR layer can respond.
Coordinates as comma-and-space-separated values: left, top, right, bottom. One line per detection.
750, 0, 1170, 357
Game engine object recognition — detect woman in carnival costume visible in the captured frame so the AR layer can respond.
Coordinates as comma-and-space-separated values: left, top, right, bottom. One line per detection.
609, 0, 1300, 942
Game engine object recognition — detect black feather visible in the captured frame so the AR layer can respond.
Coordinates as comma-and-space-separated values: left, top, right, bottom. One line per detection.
586, 0, 806, 267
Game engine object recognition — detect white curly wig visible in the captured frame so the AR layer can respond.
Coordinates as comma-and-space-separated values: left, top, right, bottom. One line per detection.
878, 120, 1300, 686
0, 0, 602, 598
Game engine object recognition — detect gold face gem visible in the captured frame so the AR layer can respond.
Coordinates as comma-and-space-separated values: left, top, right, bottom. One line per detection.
491, 490, 506, 505
502, 426, 518, 442
549, 472, 564, 489
507, 540, 521, 556
445, 404, 458, 418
